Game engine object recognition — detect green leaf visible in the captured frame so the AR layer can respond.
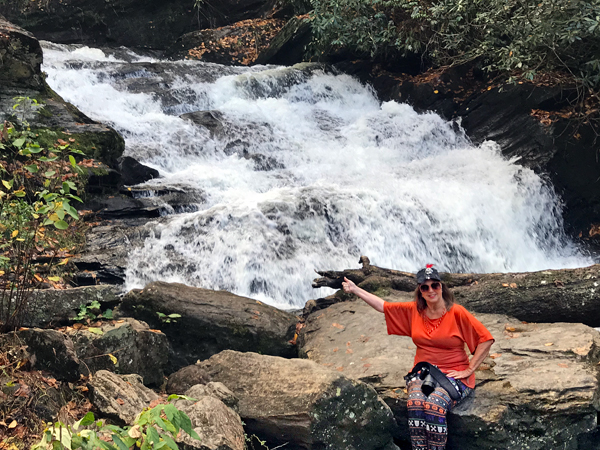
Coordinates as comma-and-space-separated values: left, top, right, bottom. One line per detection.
25, 164, 39, 173
111, 435, 130, 450
48, 276, 61, 282
44, 170, 56, 177
167, 314, 182, 319
70, 149, 86, 155
88, 327, 104, 335
14, 190, 26, 197
62, 181, 71, 193
53, 220, 69, 230
56, 208, 65, 220
75, 411, 96, 428
146, 427, 161, 445
13, 137, 26, 148
162, 436, 179, 450
175, 410, 198, 439
69, 155, 77, 167
67, 193, 83, 203
2, 180, 12, 190
65, 181, 77, 191
39, 156, 59, 162
28, 145, 43, 154
64, 203, 79, 220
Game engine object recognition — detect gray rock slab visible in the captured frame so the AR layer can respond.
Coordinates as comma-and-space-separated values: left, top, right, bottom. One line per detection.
197, 350, 399, 450
23, 285, 120, 327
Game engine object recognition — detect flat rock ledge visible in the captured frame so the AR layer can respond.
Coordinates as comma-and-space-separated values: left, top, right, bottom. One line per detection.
197, 350, 400, 450
298, 295, 600, 450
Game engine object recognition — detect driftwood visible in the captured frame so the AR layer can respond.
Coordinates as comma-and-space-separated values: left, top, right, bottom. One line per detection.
313, 257, 600, 327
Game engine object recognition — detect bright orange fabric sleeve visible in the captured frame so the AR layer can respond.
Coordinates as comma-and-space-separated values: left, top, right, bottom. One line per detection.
453, 304, 495, 354
383, 301, 414, 336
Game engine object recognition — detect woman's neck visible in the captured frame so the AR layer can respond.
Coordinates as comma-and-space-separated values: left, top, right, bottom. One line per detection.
425, 302, 447, 319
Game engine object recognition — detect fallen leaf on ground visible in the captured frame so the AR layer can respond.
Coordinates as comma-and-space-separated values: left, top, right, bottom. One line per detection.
116, 398, 125, 405
331, 323, 345, 329
544, 342, 554, 346
489, 353, 502, 359
8, 420, 17, 429
557, 363, 569, 368
346, 348, 353, 354
509, 283, 517, 288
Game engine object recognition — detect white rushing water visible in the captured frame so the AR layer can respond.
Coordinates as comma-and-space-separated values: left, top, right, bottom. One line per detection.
42, 43, 591, 308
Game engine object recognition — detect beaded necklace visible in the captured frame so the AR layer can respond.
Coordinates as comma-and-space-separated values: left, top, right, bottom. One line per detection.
423, 309, 447, 334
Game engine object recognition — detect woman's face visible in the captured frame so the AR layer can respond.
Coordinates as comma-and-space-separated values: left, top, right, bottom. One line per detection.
419, 280, 443, 305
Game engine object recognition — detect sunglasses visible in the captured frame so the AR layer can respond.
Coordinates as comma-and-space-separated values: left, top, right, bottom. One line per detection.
419, 282, 441, 292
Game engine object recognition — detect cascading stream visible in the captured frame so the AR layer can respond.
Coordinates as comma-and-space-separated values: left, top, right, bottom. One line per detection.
42, 43, 591, 308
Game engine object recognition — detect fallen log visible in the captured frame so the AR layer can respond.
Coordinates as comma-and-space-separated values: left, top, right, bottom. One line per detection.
312, 257, 600, 327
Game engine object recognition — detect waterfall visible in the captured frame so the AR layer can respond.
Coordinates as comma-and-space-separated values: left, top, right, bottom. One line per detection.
41, 42, 591, 308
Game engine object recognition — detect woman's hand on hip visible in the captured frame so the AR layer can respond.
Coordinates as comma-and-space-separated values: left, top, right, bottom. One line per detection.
446, 367, 474, 380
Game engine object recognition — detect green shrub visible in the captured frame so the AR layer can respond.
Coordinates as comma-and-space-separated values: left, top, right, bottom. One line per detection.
33, 395, 201, 450
307, 0, 600, 87
0, 98, 89, 331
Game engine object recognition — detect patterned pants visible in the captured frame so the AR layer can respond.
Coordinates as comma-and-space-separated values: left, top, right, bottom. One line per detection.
406, 377, 471, 450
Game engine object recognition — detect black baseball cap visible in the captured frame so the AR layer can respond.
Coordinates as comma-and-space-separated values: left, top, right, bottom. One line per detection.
416, 264, 441, 284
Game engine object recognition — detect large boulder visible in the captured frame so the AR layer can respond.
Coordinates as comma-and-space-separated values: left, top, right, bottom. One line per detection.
67, 318, 170, 386
88, 370, 158, 424
15, 328, 80, 381
121, 282, 298, 368
197, 350, 400, 450
298, 295, 600, 450
0, 0, 278, 50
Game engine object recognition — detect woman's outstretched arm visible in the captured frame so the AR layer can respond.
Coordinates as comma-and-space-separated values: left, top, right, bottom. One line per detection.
342, 277, 385, 313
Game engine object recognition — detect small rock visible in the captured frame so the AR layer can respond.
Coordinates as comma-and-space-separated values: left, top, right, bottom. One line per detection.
166, 365, 211, 394
88, 370, 158, 424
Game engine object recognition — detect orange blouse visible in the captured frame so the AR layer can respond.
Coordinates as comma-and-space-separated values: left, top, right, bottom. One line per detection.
383, 301, 494, 388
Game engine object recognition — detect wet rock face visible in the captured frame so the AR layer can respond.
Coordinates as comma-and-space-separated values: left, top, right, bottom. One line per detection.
121, 282, 298, 369
0, 0, 278, 49
298, 297, 600, 450
0, 15, 43, 89
198, 350, 400, 450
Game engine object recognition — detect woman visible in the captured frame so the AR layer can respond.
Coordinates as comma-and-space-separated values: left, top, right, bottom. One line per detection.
341, 264, 494, 450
